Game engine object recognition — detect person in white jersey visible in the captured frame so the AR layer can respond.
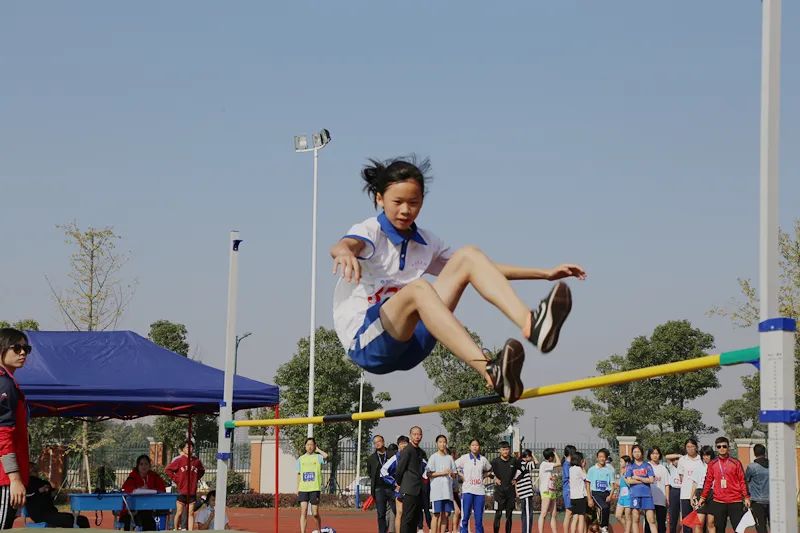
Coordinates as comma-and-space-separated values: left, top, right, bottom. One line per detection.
677, 439, 703, 533
331, 156, 585, 403
455, 439, 492, 533
427, 434, 457, 533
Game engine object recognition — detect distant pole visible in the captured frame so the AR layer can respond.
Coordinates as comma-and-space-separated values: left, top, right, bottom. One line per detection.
214, 231, 242, 531
355, 372, 365, 478
294, 129, 332, 439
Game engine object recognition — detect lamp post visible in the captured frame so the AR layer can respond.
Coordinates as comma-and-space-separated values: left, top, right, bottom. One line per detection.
294, 129, 332, 438
234, 332, 252, 376
230, 332, 252, 465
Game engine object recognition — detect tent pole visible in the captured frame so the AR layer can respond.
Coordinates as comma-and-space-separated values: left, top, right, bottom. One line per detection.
274, 404, 279, 533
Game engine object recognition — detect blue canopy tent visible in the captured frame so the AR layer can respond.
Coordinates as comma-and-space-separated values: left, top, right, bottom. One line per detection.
16, 331, 279, 419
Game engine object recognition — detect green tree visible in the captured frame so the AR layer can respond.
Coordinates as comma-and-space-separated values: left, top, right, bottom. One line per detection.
0, 319, 40, 331
148, 320, 190, 356
422, 330, 523, 452
573, 320, 720, 452
103, 421, 156, 448
710, 218, 800, 440
147, 320, 217, 454
272, 327, 390, 493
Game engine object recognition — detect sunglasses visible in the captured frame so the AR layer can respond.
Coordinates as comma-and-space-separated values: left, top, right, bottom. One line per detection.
716, 444, 728, 449
8, 344, 32, 355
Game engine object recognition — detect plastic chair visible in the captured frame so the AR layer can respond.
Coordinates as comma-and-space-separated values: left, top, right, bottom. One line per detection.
19, 506, 48, 528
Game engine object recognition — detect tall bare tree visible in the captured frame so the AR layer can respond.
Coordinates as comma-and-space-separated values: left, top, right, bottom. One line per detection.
47, 222, 136, 331
46, 222, 136, 490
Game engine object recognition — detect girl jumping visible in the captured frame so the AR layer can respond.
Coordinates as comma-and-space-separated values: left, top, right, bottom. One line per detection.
331, 156, 585, 402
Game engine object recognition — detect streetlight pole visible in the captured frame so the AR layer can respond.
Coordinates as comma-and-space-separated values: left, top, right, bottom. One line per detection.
533, 417, 538, 449
234, 332, 253, 377
295, 129, 332, 438
230, 332, 252, 465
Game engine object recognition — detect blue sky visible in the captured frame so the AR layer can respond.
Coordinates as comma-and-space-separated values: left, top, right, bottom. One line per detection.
2, 1, 798, 445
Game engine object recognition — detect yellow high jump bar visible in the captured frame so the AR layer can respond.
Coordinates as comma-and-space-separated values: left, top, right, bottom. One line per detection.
226, 346, 759, 429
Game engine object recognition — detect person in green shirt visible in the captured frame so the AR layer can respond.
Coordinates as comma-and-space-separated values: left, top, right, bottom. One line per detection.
297, 437, 328, 533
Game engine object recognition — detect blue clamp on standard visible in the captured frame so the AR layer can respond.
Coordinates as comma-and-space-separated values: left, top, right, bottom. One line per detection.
216, 452, 232, 461
758, 317, 797, 332
219, 401, 227, 407
759, 410, 800, 424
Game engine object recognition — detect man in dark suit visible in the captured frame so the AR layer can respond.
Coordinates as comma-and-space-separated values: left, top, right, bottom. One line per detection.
367, 434, 395, 533
394, 426, 425, 533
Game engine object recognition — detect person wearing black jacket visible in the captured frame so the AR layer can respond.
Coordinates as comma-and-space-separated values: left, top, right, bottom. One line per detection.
367, 435, 395, 533
394, 426, 424, 533
490, 442, 521, 533
26, 465, 90, 528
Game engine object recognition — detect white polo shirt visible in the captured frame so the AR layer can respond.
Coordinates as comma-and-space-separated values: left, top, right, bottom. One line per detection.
333, 213, 452, 350
455, 453, 492, 496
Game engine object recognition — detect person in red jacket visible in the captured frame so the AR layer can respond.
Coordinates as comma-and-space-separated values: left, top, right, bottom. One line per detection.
0, 328, 31, 530
698, 436, 751, 532
166, 440, 205, 531
120, 454, 167, 531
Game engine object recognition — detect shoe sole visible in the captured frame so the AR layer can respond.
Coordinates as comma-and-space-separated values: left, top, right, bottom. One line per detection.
500, 338, 525, 403
539, 282, 572, 353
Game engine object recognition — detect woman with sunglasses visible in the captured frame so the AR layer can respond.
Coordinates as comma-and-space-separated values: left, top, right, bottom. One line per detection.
0, 328, 32, 530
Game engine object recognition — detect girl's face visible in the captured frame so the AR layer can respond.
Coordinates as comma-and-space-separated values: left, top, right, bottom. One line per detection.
632, 448, 643, 461
137, 459, 151, 477
650, 450, 661, 462
208, 495, 216, 508
685, 442, 698, 457
376, 179, 424, 231
469, 441, 480, 455
437, 437, 447, 452
305, 440, 316, 454
702, 454, 712, 464
619, 459, 627, 473
596, 453, 607, 466
1, 340, 30, 371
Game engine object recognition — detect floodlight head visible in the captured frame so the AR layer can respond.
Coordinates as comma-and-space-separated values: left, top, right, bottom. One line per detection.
320, 128, 331, 145
312, 133, 322, 148
294, 135, 308, 151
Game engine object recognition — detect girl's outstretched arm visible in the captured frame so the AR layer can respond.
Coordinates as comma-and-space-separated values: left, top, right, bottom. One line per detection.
330, 238, 367, 283
494, 263, 587, 281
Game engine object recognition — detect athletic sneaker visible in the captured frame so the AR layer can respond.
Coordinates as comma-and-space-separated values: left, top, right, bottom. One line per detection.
528, 282, 572, 353
486, 338, 525, 403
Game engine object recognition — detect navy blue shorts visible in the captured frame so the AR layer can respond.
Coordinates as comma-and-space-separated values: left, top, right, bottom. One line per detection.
432, 499, 454, 513
348, 300, 437, 374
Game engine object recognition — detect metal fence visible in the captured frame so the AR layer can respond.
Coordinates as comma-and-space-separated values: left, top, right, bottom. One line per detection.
64, 443, 251, 492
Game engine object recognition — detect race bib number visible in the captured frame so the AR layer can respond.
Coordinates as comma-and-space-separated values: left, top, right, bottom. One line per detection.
596, 480, 608, 491
633, 468, 647, 477
303, 472, 316, 482
468, 479, 482, 485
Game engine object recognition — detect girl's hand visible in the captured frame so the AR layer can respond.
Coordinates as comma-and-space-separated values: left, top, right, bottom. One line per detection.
333, 253, 361, 283
10, 479, 25, 508
547, 264, 587, 281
